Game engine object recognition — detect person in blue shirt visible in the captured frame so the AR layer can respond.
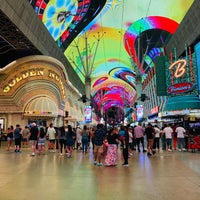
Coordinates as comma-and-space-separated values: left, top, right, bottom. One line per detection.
14, 124, 22, 153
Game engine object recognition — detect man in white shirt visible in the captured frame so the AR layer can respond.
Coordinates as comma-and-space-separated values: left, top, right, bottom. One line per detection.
175, 124, 186, 151
76, 126, 82, 150
163, 124, 173, 151
153, 125, 161, 151
46, 123, 56, 152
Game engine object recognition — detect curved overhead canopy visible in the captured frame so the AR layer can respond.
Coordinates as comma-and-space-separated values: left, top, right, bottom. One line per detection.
30, 0, 194, 120
124, 16, 179, 79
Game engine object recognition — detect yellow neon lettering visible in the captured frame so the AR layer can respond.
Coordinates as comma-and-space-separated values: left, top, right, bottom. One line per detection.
22, 72, 29, 79
16, 76, 23, 82
9, 79, 16, 87
3, 86, 10, 93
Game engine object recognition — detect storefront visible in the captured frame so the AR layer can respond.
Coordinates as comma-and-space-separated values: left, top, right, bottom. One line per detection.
156, 49, 200, 131
0, 55, 84, 130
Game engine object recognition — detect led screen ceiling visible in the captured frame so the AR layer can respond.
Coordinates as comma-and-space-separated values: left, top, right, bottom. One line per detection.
30, 0, 194, 116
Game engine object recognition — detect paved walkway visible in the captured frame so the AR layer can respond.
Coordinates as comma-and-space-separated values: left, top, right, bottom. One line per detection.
0, 142, 200, 200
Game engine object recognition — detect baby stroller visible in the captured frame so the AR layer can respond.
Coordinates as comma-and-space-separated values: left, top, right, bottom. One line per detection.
187, 135, 200, 152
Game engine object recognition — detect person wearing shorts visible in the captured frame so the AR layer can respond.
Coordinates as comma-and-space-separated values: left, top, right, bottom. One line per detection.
28, 123, 38, 156
22, 126, 30, 146
46, 123, 56, 152
7, 126, 14, 151
93, 124, 106, 167
14, 124, 22, 153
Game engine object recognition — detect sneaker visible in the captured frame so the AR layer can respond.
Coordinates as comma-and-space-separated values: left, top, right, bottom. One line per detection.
97, 163, 103, 167
147, 152, 152, 156
178, 149, 182, 152
143, 150, 147, 152
31, 153, 35, 156
122, 163, 129, 166
60, 153, 62, 156
168, 149, 172, 152
93, 161, 97, 165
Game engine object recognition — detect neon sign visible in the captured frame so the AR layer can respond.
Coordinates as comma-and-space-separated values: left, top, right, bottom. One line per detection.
167, 82, 193, 94
3, 69, 65, 99
3, 68, 44, 93
169, 59, 187, 78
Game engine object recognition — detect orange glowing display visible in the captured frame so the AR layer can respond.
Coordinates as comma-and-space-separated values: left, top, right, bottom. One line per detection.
169, 59, 187, 78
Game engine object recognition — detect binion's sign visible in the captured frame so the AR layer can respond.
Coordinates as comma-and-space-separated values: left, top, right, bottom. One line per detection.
169, 59, 187, 78
167, 82, 193, 94
168, 59, 194, 94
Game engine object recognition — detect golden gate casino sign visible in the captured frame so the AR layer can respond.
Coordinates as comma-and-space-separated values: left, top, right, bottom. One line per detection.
168, 59, 195, 94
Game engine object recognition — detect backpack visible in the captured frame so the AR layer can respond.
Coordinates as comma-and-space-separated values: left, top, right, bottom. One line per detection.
82, 131, 88, 139
39, 127, 45, 138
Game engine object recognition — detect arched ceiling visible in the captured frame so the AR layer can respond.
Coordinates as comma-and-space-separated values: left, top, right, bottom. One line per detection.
24, 96, 58, 117
29, 0, 194, 119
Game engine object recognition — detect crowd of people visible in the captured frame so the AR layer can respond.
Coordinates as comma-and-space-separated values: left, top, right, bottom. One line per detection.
0, 122, 191, 167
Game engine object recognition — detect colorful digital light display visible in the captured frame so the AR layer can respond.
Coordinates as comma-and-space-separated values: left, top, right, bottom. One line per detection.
195, 42, 200, 95
124, 16, 179, 76
84, 105, 92, 123
136, 104, 144, 122
30, 0, 194, 118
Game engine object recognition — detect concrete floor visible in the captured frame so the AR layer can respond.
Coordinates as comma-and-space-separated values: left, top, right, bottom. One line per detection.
0, 142, 200, 200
